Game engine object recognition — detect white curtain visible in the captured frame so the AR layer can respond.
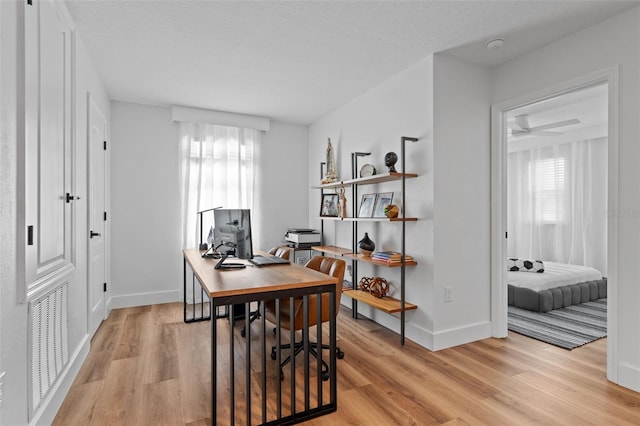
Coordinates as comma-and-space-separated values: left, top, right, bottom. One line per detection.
179, 122, 258, 250
507, 137, 607, 275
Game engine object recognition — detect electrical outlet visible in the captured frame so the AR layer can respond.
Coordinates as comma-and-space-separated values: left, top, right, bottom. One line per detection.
445, 287, 453, 302
0, 371, 5, 407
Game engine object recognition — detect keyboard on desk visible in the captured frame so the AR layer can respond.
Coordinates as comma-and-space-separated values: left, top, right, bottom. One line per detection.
249, 255, 290, 266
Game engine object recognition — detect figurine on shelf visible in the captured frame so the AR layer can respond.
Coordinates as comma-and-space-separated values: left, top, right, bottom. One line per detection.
336, 187, 347, 219
385, 151, 398, 172
321, 138, 339, 184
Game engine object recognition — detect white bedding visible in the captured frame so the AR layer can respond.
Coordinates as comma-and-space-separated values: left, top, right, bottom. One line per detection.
507, 261, 603, 292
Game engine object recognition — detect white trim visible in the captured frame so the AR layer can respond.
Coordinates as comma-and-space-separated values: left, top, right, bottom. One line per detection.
490, 103, 508, 337
171, 105, 270, 131
432, 321, 493, 351
618, 363, 640, 393
490, 67, 620, 381
110, 290, 180, 309
605, 67, 619, 384
28, 334, 90, 426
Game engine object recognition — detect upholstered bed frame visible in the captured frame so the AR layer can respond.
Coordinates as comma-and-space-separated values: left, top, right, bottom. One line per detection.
508, 278, 607, 313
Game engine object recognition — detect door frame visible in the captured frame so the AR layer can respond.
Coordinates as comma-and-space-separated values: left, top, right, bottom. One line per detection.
490, 67, 619, 382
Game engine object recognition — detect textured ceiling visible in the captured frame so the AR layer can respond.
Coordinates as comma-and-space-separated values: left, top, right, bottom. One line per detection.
64, 0, 638, 125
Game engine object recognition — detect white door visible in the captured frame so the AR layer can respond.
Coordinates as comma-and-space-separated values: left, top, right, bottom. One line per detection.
88, 94, 107, 336
24, 0, 73, 292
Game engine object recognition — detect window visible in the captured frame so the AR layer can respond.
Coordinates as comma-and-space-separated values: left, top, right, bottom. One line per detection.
528, 157, 566, 222
180, 123, 258, 249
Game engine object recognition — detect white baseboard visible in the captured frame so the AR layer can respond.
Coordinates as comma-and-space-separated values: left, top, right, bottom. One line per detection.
30, 335, 91, 426
110, 289, 180, 309
618, 363, 640, 393
432, 320, 492, 351
342, 300, 492, 352
405, 322, 434, 350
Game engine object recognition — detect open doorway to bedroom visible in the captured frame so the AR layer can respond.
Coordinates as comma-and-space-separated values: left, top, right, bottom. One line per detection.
491, 69, 619, 377
505, 83, 608, 350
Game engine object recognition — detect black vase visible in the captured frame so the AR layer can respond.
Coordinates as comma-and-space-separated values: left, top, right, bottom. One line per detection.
358, 232, 375, 256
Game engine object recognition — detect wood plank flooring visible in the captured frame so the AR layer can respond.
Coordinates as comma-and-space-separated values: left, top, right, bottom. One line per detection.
53, 302, 640, 425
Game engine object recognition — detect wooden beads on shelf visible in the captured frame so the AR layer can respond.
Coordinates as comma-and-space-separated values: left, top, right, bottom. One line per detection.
359, 276, 390, 298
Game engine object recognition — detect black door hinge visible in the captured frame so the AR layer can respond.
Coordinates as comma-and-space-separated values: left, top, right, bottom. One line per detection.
103, 282, 107, 292
27, 0, 32, 5
104, 211, 107, 221
27, 226, 34, 245
505, 232, 508, 238
103, 140, 107, 150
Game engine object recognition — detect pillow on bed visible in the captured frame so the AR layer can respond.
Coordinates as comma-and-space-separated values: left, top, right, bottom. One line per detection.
507, 258, 544, 273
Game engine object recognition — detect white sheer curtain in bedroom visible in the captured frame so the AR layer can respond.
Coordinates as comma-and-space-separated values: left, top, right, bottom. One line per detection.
179, 122, 258, 250
507, 137, 607, 275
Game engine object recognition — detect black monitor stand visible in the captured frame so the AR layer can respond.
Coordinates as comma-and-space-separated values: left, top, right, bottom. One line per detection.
214, 252, 246, 270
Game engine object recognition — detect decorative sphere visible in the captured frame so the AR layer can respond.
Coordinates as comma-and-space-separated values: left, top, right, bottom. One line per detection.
384, 152, 398, 172
384, 204, 399, 218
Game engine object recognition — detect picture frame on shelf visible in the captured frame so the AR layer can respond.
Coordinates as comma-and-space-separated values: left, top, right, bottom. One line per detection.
358, 193, 377, 218
320, 193, 339, 217
373, 192, 394, 218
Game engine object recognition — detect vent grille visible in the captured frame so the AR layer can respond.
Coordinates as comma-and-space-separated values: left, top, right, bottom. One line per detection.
29, 282, 69, 415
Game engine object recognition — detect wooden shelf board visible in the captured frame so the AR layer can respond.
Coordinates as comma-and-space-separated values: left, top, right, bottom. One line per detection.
312, 172, 418, 189
343, 253, 417, 267
311, 246, 352, 256
342, 217, 418, 222
311, 247, 417, 267
343, 289, 417, 314
315, 217, 418, 222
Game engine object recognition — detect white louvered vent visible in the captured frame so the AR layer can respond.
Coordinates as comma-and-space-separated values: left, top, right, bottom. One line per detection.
29, 282, 69, 415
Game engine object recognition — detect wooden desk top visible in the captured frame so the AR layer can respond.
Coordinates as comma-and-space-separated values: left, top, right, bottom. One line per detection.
183, 249, 338, 298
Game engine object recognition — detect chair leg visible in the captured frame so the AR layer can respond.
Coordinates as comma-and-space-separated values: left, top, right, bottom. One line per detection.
241, 303, 262, 337
270, 339, 344, 381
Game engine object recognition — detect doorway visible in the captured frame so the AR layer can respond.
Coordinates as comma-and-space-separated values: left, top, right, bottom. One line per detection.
490, 68, 619, 381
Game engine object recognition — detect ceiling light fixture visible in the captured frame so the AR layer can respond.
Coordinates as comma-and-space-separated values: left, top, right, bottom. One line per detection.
485, 37, 505, 50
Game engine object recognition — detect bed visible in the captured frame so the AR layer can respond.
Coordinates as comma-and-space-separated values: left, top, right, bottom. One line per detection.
508, 261, 607, 313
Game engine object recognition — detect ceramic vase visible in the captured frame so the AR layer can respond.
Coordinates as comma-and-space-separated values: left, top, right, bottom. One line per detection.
358, 232, 375, 256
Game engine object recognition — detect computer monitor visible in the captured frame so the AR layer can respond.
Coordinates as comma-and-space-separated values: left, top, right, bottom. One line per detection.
213, 209, 253, 269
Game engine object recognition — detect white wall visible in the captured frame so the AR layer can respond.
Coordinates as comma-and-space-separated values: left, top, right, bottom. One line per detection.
110, 102, 181, 307
491, 7, 640, 392
254, 121, 309, 251
69, 32, 112, 352
0, 2, 28, 424
110, 102, 309, 307
432, 54, 492, 348
308, 57, 436, 347
0, 1, 111, 423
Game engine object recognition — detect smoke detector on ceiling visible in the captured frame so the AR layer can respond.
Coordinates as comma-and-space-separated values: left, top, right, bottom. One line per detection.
485, 37, 505, 50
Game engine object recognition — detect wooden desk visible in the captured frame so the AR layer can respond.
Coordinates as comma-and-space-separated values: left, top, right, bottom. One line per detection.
183, 249, 339, 425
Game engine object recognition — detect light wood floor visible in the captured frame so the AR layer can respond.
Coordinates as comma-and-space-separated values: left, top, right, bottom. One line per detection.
53, 302, 640, 425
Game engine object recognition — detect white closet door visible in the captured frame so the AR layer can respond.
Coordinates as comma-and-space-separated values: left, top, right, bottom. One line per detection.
24, 0, 74, 293
88, 95, 107, 337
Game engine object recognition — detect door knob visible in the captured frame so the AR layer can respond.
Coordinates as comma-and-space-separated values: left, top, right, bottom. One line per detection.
66, 193, 81, 203
90, 231, 101, 238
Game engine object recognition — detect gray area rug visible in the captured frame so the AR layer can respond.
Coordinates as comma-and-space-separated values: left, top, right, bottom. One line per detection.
508, 299, 607, 350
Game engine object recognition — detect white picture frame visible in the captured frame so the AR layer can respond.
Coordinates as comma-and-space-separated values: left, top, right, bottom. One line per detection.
373, 192, 393, 218
358, 193, 377, 218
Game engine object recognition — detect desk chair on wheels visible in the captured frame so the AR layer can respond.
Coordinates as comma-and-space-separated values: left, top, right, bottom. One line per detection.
240, 246, 292, 337
265, 256, 345, 381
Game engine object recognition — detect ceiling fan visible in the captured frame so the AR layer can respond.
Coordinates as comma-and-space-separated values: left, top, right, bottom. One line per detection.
508, 114, 581, 136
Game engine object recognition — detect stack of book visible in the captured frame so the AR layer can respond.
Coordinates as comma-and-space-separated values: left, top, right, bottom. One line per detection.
370, 251, 414, 264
